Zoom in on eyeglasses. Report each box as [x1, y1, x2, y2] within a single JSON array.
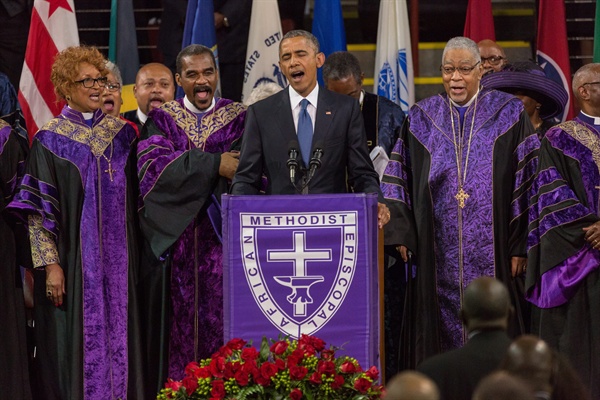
[[74, 77, 108, 88], [481, 56, 505, 66], [104, 82, 121, 92], [440, 61, 481, 76]]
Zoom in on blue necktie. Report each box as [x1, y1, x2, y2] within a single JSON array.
[[298, 98, 313, 166]]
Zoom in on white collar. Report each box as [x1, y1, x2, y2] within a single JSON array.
[[289, 84, 319, 109], [450, 89, 480, 108], [184, 96, 216, 114], [137, 108, 148, 124], [581, 111, 600, 125], [359, 90, 365, 106]]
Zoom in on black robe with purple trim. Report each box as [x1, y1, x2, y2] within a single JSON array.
[[137, 98, 245, 390], [7, 107, 143, 400], [526, 115, 600, 397], [0, 119, 32, 399], [381, 88, 538, 367]]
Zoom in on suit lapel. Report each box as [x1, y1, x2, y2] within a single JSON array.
[[275, 87, 297, 144], [313, 87, 334, 149]]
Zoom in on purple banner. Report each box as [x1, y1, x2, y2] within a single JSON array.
[[223, 193, 380, 370]]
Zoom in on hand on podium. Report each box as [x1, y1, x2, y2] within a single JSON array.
[[377, 202, 390, 229]]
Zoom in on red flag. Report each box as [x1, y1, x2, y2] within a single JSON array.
[[463, 0, 495, 42], [18, 0, 79, 142], [537, 0, 573, 121]]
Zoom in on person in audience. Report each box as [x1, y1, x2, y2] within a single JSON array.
[[100, 61, 124, 117], [472, 371, 535, 400], [123, 62, 175, 131], [136, 43, 246, 395], [0, 71, 27, 139], [7, 45, 143, 400], [382, 36, 536, 369], [243, 81, 283, 106], [383, 371, 440, 400], [482, 61, 568, 138], [417, 277, 513, 400], [477, 39, 508, 74], [526, 62, 600, 399]]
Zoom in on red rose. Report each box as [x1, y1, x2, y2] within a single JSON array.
[[339, 361, 358, 374], [316, 360, 336, 376], [365, 366, 379, 380], [287, 349, 304, 367], [270, 340, 289, 355], [309, 372, 322, 384], [196, 366, 212, 379], [211, 380, 226, 399], [321, 349, 335, 360], [289, 365, 308, 380], [209, 356, 226, 378], [227, 338, 247, 350], [354, 377, 372, 393], [260, 361, 279, 379], [182, 376, 199, 395], [290, 388, 303, 400], [331, 374, 345, 389], [241, 347, 260, 361], [224, 362, 236, 379], [275, 358, 286, 371], [310, 336, 326, 352], [234, 370, 250, 386], [216, 344, 233, 358], [165, 378, 182, 392], [255, 373, 271, 386], [184, 361, 200, 377]]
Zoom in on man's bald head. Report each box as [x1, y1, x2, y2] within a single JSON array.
[[501, 335, 554, 394], [473, 371, 534, 400], [383, 371, 440, 400], [133, 62, 175, 115], [461, 277, 511, 331], [478, 39, 508, 73], [572, 63, 600, 103]]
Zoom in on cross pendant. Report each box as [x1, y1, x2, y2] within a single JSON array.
[[455, 187, 469, 209], [105, 162, 115, 182]]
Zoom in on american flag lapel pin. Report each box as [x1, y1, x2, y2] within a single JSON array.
[[326, 110, 332, 115]]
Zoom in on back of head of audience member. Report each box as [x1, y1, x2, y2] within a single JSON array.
[[133, 62, 175, 116], [322, 51, 365, 100], [243, 81, 283, 106], [477, 39, 508, 74], [472, 371, 535, 400], [461, 276, 512, 332], [383, 371, 440, 400]]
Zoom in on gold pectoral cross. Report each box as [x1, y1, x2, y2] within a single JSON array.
[[455, 187, 469, 209], [105, 161, 115, 182]]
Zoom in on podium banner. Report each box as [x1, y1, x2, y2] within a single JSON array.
[[222, 193, 380, 369]]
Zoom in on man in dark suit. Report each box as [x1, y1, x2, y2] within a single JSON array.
[[416, 277, 513, 400], [231, 30, 390, 228]]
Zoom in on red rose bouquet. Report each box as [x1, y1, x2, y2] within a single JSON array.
[[157, 334, 383, 399]]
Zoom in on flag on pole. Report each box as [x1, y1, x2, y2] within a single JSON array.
[[241, 0, 286, 103], [463, 0, 495, 42], [179, 0, 219, 98], [536, 0, 573, 121], [593, 0, 600, 62], [108, 0, 139, 85], [312, 0, 347, 86], [18, 0, 79, 141], [374, 0, 414, 113]]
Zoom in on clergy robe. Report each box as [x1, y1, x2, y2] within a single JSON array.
[[8, 107, 143, 400], [526, 115, 600, 398], [137, 98, 245, 385], [381, 88, 538, 367], [0, 119, 32, 399], [361, 91, 405, 156]]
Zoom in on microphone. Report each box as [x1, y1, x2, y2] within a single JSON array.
[[307, 142, 324, 181], [287, 140, 300, 185]]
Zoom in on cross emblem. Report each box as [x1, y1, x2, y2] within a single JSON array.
[[268, 231, 330, 316], [455, 187, 469, 209], [105, 162, 116, 182]]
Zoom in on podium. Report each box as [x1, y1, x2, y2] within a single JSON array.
[[222, 193, 381, 370]]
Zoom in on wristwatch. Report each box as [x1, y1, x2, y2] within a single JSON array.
[[223, 16, 230, 28]]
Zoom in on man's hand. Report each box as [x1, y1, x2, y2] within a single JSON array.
[[583, 221, 600, 250], [214, 12, 226, 29], [511, 256, 527, 277], [395, 245, 410, 263], [45, 263, 65, 307], [219, 151, 240, 180], [377, 202, 390, 229]]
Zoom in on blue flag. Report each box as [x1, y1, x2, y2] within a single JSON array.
[[312, 0, 347, 86]]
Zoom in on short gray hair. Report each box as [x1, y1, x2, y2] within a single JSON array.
[[279, 30, 320, 55], [442, 37, 481, 64], [244, 81, 283, 106], [105, 61, 123, 86]]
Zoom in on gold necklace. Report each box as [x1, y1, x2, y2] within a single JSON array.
[[100, 140, 115, 182], [449, 94, 478, 209]]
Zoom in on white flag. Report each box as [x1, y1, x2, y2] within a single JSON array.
[[374, 0, 414, 113], [241, 0, 287, 103]]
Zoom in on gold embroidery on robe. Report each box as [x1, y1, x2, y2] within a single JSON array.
[[561, 121, 600, 172], [28, 215, 59, 268], [0, 119, 8, 130]]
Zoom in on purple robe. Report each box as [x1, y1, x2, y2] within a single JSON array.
[[381, 88, 538, 366], [7, 107, 141, 400], [526, 115, 600, 397], [137, 98, 245, 381]]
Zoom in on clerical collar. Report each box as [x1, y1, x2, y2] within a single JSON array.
[[449, 89, 480, 109], [137, 108, 148, 125], [184, 96, 216, 115], [579, 111, 600, 126], [359, 90, 365, 106], [67, 106, 94, 120]]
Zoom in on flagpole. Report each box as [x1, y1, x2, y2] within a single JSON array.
[[409, 0, 419, 77]]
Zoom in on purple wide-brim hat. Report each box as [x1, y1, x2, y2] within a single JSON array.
[[481, 62, 569, 120]]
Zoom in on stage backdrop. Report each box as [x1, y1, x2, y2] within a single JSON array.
[[222, 193, 380, 369]]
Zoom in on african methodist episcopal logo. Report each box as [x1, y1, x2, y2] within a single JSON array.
[[239, 211, 358, 339]]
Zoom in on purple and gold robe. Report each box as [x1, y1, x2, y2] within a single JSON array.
[[526, 115, 600, 397], [382, 88, 538, 366], [7, 107, 142, 400], [137, 98, 245, 384]]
